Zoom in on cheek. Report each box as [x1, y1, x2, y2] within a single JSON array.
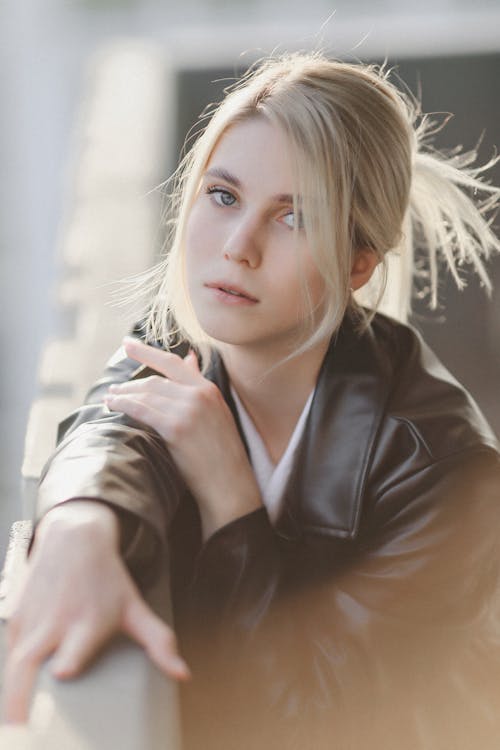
[[308, 269, 326, 300], [303, 246, 326, 296], [184, 208, 208, 276], [185, 201, 221, 264], [184, 206, 201, 254], [295, 249, 326, 305], [295, 267, 327, 320]]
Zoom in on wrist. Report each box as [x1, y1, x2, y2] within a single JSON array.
[[35, 500, 119, 552], [199, 488, 262, 541]]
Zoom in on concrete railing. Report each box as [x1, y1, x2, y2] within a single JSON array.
[[21, 38, 175, 518], [0, 40, 182, 749]]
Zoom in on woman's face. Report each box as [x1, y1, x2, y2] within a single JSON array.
[[185, 116, 326, 355]]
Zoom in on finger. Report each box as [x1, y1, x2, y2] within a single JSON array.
[[103, 394, 174, 439], [107, 376, 169, 396], [123, 338, 200, 385], [107, 377, 188, 399], [184, 349, 201, 372], [6, 616, 21, 652], [2, 632, 58, 723], [50, 623, 104, 679], [122, 596, 190, 680]]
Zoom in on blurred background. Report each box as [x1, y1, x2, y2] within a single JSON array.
[[1, 0, 499, 556]]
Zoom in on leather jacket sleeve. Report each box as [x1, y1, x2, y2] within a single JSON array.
[[35, 339, 185, 583], [189, 445, 500, 622], [180, 443, 500, 749]]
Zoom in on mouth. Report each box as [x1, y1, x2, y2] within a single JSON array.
[[205, 282, 258, 303]]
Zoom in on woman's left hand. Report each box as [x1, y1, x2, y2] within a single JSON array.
[[104, 337, 262, 539]]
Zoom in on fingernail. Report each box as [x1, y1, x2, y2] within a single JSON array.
[[52, 661, 74, 678], [170, 656, 190, 677], [103, 397, 116, 413]]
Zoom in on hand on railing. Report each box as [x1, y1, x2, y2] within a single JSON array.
[[2, 501, 189, 724]]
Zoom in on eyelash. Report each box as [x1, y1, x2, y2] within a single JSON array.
[[205, 185, 303, 229], [206, 186, 237, 207]]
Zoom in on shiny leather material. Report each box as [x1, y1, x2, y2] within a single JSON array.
[[36, 312, 500, 749]]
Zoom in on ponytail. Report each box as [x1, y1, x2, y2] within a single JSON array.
[[406, 118, 500, 310], [369, 115, 500, 323]]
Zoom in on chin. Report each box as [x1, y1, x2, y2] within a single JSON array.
[[194, 312, 250, 344], [200, 326, 255, 347], [199, 322, 299, 354]]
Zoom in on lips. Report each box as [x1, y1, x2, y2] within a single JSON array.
[[205, 282, 258, 303]]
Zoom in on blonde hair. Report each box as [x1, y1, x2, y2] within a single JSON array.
[[142, 51, 499, 363]]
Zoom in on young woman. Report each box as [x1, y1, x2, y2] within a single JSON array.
[[4, 52, 500, 748]]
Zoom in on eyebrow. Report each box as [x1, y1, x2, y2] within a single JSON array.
[[204, 166, 298, 205]]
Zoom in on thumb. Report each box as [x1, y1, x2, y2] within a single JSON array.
[[122, 594, 190, 681]]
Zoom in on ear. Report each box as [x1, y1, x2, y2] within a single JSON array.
[[350, 247, 379, 291]]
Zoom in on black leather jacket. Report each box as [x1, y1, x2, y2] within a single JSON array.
[[36, 312, 500, 750]]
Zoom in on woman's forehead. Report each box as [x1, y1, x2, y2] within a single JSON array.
[[205, 117, 299, 197]]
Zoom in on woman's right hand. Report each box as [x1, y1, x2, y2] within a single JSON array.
[[2, 501, 190, 724]]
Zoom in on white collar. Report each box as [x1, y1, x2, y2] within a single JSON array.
[[231, 386, 315, 524]]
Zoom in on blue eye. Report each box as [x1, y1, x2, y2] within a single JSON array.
[[207, 187, 237, 207]]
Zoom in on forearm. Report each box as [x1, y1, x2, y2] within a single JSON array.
[[34, 499, 119, 550], [197, 483, 263, 542], [185, 507, 289, 631], [5, 494, 188, 724], [33, 498, 147, 571], [35, 413, 185, 580], [187, 451, 500, 638]]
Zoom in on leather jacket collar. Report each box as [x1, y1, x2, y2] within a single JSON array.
[[206, 311, 497, 543], [206, 314, 394, 541]]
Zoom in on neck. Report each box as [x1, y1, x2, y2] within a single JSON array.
[[217, 338, 330, 461], [220, 337, 328, 390]]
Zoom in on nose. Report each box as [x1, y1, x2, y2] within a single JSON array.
[[222, 213, 262, 268]]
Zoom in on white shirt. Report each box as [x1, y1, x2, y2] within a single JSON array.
[[231, 386, 315, 524]]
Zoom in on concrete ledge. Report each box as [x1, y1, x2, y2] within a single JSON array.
[[2, 39, 181, 749], [0, 521, 32, 623], [24, 636, 181, 750], [0, 725, 37, 749], [0, 635, 181, 750], [21, 396, 76, 481]]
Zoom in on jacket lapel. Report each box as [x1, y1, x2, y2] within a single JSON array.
[[208, 314, 394, 542], [278, 316, 393, 540]]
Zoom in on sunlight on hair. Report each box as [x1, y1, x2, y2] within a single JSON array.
[[117, 51, 499, 365]]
